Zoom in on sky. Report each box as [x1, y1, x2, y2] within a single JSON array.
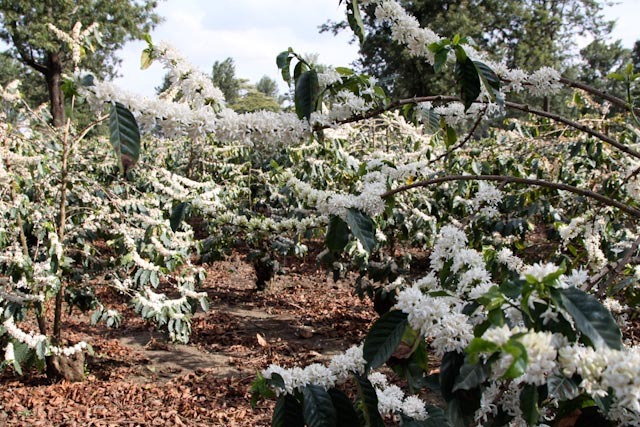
[[113, 0, 640, 98]]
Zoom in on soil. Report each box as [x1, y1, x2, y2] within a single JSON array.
[[0, 252, 379, 426]]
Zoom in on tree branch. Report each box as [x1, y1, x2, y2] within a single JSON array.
[[381, 174, 640, 218], [505, 101, 640, 160]]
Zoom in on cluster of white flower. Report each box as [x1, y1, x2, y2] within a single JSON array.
[[394, 284, 473, 356], [47, 22, 99, 67], [496, 247, 525, 273], [317, 68, 343, 89], [135, 287, 187, 314], [262, 344, 365, 394], [49, 341, 89, 357], [482, 325, 561, 385], [0, 286, 45, 304], [263, 344, 431, 421], [287, 174, 387, 219], [361, 0, 440, 61], [311, 90, 376, 125], [368, 372, 428, 420], [4, 342, 15, 362], [0, 80, 21, 103], [559, 344, 640, 425], [151, 41, 226, 109], [3, 317, 47, 350], [472, 182, 502, 217]]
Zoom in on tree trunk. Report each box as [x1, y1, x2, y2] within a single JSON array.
[[45, 52, 65, 128]]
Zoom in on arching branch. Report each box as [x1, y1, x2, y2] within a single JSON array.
[[381, 174, 640, 218]]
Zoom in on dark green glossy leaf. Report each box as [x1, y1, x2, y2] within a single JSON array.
[[423, 406, 451, 427], [294, 69, 319, 120], [559, 287, 622, 350], [170, 202, 191, 232], [325, 215, 350, 253], [364, 310, 408, 370], [328, 388, 360, 426], [520, 384, 540, 426], [273, 394, 304, 427], [455, 56, 480, 110], [303, 385, 336, 427], [345, 208, 376, 253], [452, 360, 488, 392], [354, 375, 385, 427], [440, 351, 465, 401], [473, 61, 500, 96], [109, 102, 141, 175]]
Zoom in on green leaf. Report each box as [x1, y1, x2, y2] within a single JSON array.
[[170, 202, 191, 232], [520, 384, 540, 426], [347, 0, 366, 44], [354, 375, 385, 427], [294, 69, 319, 120], [440, 351, 465, 402], [455, 55, 480, 110], [328, 389, 360, 426], [250, 372, 275, 408], [303, 385, 336, 427], [109, 102, 141, 175], [473, 61, 500, 97], [433, 47, 449, 74], [273, 394, 304, 427], [452, 360, 488, 392], [345, 208, 376, 253], [559, 287, 622, 350], [547, 375, 579, 400], [502, 340, 527, 379], [276, 51, 292, 83], [325, 215, 350, 253], [364, 310, 409, 370]]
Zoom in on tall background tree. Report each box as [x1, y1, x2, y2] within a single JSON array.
[[212, 57, 244, 104], [322, 0, 624, 100], [0, 0, 161, 127]]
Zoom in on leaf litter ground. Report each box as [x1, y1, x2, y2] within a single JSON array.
[[0, 251, 377, 426]]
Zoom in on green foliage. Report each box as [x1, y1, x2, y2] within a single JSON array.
[[230, 89, 281, 113]]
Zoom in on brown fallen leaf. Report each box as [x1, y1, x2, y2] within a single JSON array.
[[256, 333, 268, 347]]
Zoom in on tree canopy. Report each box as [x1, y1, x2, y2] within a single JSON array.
[[0, 0, 161, 126], [322, 0, 621, 99]]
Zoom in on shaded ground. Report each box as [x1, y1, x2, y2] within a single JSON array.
[[0, 253, 377, 426]]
